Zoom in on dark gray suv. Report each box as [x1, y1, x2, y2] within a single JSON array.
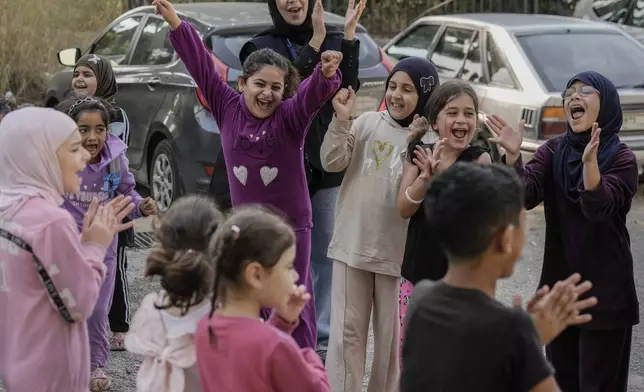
[[46, 2, 392, 212]]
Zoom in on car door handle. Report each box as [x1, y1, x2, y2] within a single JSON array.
[[146, 77, 161, 86]]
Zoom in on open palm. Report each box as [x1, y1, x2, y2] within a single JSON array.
[[344, 0, 366, 38], [582, 123, 601, 164], [486, 114, 524, 156]]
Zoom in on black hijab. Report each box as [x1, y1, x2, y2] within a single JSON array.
[[552, 71, 623, 202], [385, 57, 440, 128], [262, 0, 339, 46], [74, 54, 118, 103]]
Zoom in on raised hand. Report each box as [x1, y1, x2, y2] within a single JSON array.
[[321, 50, 343, 79], [82, 196, 135, 248], [407, 114, 429, 142], [152, 0, 181, 30], [413, 138, 444, 180], [582, 122, 601, 164], [311, 0, 326, 47], [513, 285, 549, 313], [486, 114, 524, 164], [276, 284, 311, 324], [344, 0, 366, 40], [530, 273, 597, 345], [332, 86, 355, 121]]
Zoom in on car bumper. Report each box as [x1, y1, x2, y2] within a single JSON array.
[[521, 139, 644, 177]]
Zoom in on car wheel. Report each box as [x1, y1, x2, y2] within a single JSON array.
[[150, 140, 180, 213]]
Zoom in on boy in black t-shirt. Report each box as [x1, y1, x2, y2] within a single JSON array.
[[400, 162, 597, 392]]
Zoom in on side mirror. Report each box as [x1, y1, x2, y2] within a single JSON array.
[[57, 48, 82, 67]]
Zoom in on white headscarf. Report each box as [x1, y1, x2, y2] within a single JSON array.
[[0, 107, 79, 219]]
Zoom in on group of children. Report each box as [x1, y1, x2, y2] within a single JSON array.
[[0, 0, 638, 391]]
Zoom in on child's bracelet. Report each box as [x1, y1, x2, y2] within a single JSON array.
[[405, 186, 423, 204]]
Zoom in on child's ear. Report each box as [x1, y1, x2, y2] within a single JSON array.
[[237, 76, 246, 93], [499, 224, 516, 255], [243, 261, 263, 290]]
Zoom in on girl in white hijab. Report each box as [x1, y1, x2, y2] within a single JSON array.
[[0, 107, 134, 392]]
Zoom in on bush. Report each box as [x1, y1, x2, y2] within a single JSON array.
[[0, 0, 121, 104]]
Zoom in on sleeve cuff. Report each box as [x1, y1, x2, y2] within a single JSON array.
[[268, 312, 300, 334], [331, 114, 353, 132], [579, 177, 609, 201]]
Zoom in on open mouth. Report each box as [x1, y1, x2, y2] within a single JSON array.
[[286, 6, 302, 15], [85, 144, 98, 155], [451, 127, 468, 139], [570, 104, 585, 120], [389, 101, 404, 110], [257, 98, 273, 110], [74, 84, 87, 90]]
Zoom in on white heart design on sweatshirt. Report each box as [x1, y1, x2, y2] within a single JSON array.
[[260, 166, 278, 186], [233, 166, 248, 185]]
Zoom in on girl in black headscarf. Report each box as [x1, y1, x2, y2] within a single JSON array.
[[489, 71, 638, 392], [71, 53, 134, 354], [234, 0, 364, 355]]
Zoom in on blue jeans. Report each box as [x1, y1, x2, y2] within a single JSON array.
[[310, 186, 339, 349]]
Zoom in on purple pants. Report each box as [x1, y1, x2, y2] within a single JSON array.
[[88, 240, 117, 370], [261, 228, 317, 349]]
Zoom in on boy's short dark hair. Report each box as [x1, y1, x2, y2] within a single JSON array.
[[424, 162, 524, 260]]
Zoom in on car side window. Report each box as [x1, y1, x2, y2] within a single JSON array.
[[130, 17, 175, 66], [485, 33, 517, 89], [93, 16, 143, 65], [430, 26, 476, 79], [386, 24, 441, 60], [460, 31, 483, 83]]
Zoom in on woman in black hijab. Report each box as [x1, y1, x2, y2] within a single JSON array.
[[71, 53, 133, 352]]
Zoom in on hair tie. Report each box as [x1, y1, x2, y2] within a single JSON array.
[[231, 225, 240, 240], [68, 97, 106, 115]]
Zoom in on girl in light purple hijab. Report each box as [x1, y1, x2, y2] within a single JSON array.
[[0, 107, 134, 392]]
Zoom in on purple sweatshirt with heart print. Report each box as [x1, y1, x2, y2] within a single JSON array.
[[169, 21, 341, 230]]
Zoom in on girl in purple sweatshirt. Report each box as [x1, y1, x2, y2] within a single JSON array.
[[154, 0, 342, 349], [56, 97, 158, 392]]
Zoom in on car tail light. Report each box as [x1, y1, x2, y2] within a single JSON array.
[[195, 52, 229, 110], [203, 165, 215, 177], [378, 48, 394, 111], [540, 106, 567, 139]]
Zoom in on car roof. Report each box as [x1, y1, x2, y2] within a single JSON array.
[[127, 2, 366, 32], [416, 13, 622, 35]]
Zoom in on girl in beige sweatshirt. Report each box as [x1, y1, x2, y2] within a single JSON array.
[[320, 57, 439, 392]]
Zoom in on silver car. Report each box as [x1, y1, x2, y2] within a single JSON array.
[[383, 13, 644, 174]]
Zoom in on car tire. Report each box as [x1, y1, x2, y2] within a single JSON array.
[[149, 139, 181, 213]]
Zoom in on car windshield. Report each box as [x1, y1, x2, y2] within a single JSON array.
[[210, 32, 381, 70], [517, 32, 644, 92]]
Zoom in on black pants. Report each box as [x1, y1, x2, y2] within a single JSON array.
[[546, 326, 632, 392], [108, 244, 130, 333]]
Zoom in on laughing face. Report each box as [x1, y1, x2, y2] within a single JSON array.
[[77, 110, 108, 163], [238, 65, 286, 119], [72, 66, 98, 97], [385, 71, 419, 122], [563, 81, 600, 133], [433, 93, 477, 151], [56, 129, 90, 194], [275, 0, 309, 26]]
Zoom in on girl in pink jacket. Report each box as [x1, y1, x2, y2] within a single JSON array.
[[0, 107, 134, 392]]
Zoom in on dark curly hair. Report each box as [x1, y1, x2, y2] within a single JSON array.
[[241, 48, 300, 99]]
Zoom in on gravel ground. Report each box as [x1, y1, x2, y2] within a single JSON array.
[[3, 193, 644, 391]]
